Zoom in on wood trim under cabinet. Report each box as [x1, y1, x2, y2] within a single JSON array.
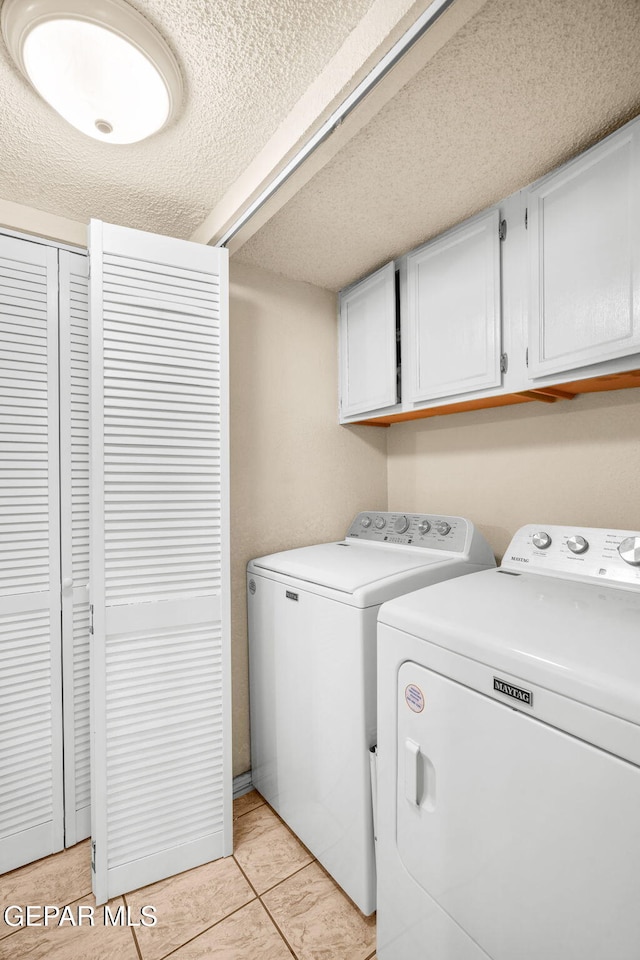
[[353, 369, 640, 426]]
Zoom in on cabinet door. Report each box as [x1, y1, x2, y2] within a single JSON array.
[[89, 220, 231, 904], [0, 234, 64, 872], [339, 262, 397, 418], [405, 210, 501, 403], [527, 126, 640, 378]]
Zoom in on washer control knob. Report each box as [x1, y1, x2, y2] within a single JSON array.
[[532, 531, 552, 550], [618, 536, 640, 566], [434, 521, 451, 536], [394, 515, 409, 534], [417, 520, 431, 535], [360, 516, 372, 528], [375, 516, 386, 530], [567, 535, 589, 555]]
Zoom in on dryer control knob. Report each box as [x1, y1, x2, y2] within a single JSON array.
[[434, 521, 451, 536], [567, 535, 589, 555], [618, 536, 640, 566], [417, 519, 431, 535], [360, 516, 372, 528], [375, 516, 386, 530], [532, 531, 552, 550], [394, 515, 409, 534]]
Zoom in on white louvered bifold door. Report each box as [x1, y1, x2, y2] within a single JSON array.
[[0, 234, 64, 872], [89, 221, 231, 904], [59, 250, 91, 846]]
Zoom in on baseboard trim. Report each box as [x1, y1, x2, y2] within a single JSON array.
[[232, 771, 253, 799]]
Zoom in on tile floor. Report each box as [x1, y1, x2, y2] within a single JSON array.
[[0, 791, 377, 960]]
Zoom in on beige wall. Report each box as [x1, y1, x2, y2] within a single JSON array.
[[0, 199, 86, 247], [387, 388, 640, 560], [229, 261, 388, 775]]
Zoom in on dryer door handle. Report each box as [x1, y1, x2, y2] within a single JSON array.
[[404, 738, 421, 806], [404, 738, 436, 810]]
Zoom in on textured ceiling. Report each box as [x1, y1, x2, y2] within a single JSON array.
[[3, 0, 640, 289], [234, 0, 640, 290], [0, 0, 376, 238]]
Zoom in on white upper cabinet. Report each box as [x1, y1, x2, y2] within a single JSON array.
[[337, 115, 640, 425], [339, 262, 397, 419], [405, 209, 502, 403], [527, 124, 640, 378]]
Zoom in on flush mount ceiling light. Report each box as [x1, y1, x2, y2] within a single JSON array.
[[1, 0, 183, 143]]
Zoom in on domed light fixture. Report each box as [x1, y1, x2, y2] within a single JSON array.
[[1, 0, 183, 144]]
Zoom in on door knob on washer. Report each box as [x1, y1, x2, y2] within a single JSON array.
[[394, 516, 409, 534], [618, 536, 640, 566], [567, 535, 589, 555], [532, 531, 551, 549]]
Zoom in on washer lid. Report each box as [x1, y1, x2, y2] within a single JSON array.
[[379, 567, 640, 726], [251, 541, 444, 594]]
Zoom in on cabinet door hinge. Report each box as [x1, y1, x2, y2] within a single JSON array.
[[524, 208, 528, 229], [500, 352, 508, 374], [498, 219, 507, 241], [525, 347, 529, 367], [89, 603, 94, 635]]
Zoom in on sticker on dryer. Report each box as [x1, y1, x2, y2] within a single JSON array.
[[405, 684, 425, 713]]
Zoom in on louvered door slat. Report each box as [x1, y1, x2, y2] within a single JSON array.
[[103, 265, 216, 292], [59, 250, 91, 847], [90, 221, 230, 904], [0, 233, 63, 874]]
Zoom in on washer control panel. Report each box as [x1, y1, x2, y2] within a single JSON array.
[[346, 512, 468, 552], [502, 524, 640, 588]]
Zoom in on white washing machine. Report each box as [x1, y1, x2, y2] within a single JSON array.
[[247, 511, 495, 915], [376, 523, 640, 959]]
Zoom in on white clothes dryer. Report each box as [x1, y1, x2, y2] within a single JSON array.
[[247, 512, 495, 915], [376, 523, 640, 959]]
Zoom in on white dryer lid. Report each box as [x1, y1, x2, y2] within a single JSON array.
[[251, 540, 444, 594], [378, 567, 640, 726]]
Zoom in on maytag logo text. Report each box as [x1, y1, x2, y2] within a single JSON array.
[[493, 677, 533, 706]]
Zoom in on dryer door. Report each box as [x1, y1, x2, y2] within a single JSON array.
[[396, 661, 640, 960]]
